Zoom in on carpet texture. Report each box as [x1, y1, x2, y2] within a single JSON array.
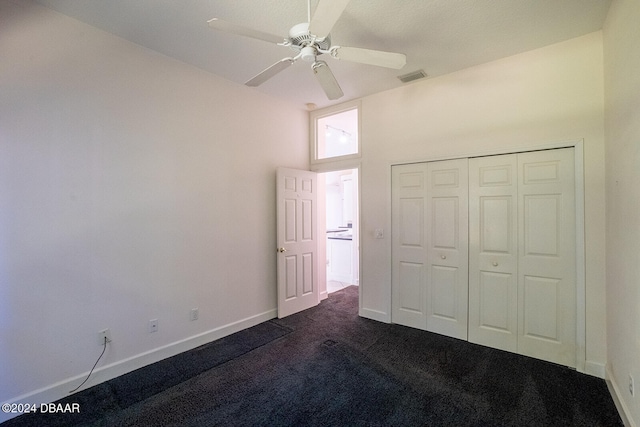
[[3, 286, 623, 426]]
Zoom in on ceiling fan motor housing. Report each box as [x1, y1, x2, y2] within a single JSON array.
[[288, 23, 331, 52]]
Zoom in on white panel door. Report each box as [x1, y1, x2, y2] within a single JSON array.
[[517, 148, 575, 367], [391, 163, 428, 329], [426, 159, 469, 340], [469, 154, 518, 352], [276, 167, 318, 318]]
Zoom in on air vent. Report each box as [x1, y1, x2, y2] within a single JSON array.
[[397, 69, 428, 83]]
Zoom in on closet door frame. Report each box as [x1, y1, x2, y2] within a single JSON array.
[[389, 140, 586, 373]]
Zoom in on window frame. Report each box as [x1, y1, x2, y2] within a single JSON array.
[[309, 100, 362, 167]]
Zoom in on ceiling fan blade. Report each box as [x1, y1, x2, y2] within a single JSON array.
[[312, 61, 343, 100], [333, 46, 407, 69], [245, 58, 295, 87], [308, 0, 350, 39], [207, 18, 284, 44]]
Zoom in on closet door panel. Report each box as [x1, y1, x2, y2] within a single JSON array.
[[392, 164, 429, 329], [426, 159, 469, 340], [518, 148, 575, 367], [391, 147, 577, 369], [469, 155, 518, 351], [431, 265, 458, 320]]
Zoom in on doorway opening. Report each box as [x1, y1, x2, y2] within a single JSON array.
[[323, 168, 359, 294], [310, 100, 361, 300]]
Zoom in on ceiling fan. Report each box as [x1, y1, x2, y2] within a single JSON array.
[[207, 0, 407, 100]]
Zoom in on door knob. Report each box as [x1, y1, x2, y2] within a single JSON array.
[[492, 262, 498, 267], [277, 247, 287, 253], [441, 255, 446, 260]]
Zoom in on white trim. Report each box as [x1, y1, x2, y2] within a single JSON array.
[[360, 307, 390, 323], [389, 139, 581, 167], [385, 162, 394, 320], [388, 139, 588, 371], [606, 364, 636, 427], [584, 360, 606, 379], [574, 141, 587, 374], [311, 157, 361, 173], [0, 309, 277, 424], [356, 166, 364, 317]]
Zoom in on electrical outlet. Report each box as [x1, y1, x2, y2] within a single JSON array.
[[98, 329, 112, 345], [148, 319, 158, 333], [190, 308, 199, 321], [630, 374, 635, 396]]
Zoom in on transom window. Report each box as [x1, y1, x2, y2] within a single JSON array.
[[310, 101, 360, 165]]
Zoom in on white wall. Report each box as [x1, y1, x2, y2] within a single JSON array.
[[0, 0, 625, 421], [357, 32, 607, 372], [603, 0, 640, 424], [0, 0, 308, 417]]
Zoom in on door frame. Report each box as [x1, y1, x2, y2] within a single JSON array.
[[389, 139, 586, 374], [312, 162, 362, 312]]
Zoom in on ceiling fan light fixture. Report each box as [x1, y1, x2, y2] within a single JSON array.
[[301, 46, 316, 62]]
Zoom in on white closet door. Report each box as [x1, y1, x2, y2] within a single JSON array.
[[426, 159, 469, 340], [391, 163, 428, 329], [517, 148, 576, 367], [469, 154, 518, 352], [392, 148, 577, 366]]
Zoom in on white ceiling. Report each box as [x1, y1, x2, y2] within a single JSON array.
[[34, 0, 611, 110]]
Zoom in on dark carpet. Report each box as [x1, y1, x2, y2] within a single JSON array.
[[3, 286, 623, 426]]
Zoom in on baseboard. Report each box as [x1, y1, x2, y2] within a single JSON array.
[[583, 360, 606, 379], [606, 364, 636, 427], [0, 309, 277, 424], [359, 307, 390, 323]]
